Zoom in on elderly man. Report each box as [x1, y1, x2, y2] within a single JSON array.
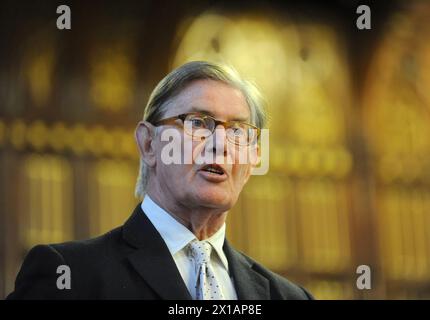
[[8, 61, 313, 300]]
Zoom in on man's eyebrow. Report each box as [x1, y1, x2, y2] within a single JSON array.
[[189, 106, 249, 122]]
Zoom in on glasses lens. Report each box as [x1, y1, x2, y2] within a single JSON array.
[[184, 114, 214, 139], [182, 114, 259, 145], [227, 124, 258, 146]]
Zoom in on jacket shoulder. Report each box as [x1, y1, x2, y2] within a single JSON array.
[[7, 244, 72, 299], [7, 227, 124, 299], [50, 226, 124, 262]]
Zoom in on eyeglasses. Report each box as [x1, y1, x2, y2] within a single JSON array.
[[153, 112, 260, 146]]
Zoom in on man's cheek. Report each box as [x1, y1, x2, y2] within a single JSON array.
[[192, 141, 227, 165], [231, 165, 250, 186]]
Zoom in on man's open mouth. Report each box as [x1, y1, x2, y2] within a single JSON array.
[[200, 164, 226, 175]]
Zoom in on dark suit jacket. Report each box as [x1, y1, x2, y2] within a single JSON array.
[[7, 204, 313, 300]]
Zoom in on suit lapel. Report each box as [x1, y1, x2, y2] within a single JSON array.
[[122, 204, 270, 300], [224, 241, 270, 300], [122, 204, 191, 300]]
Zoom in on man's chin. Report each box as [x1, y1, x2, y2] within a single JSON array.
[[193, 188, 232, 209]]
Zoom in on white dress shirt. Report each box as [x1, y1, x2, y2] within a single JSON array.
[[141, 195, 238, 300]]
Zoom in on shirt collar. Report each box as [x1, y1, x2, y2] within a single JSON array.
[[205, 223, 229, 270], [141, 195, 229, 270]]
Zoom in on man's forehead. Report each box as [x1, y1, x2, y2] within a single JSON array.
[[163, 80, 251, 121]]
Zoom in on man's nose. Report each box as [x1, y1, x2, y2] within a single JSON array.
[[211, 124, 228, 156]]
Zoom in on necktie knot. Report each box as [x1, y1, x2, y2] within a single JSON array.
[[189, 240, 212, 265]]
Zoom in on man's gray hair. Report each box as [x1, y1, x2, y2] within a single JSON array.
[[135, 60, 267, 199]]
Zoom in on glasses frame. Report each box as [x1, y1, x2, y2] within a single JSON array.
[[152, 112, 260, 146]]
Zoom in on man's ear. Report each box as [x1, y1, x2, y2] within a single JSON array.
[[135, 121, 157, 167]]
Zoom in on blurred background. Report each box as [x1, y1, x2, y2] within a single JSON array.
[[1, 0, 430, 299]]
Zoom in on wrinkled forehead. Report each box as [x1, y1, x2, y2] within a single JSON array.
[[162, 79, 251, 122]]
